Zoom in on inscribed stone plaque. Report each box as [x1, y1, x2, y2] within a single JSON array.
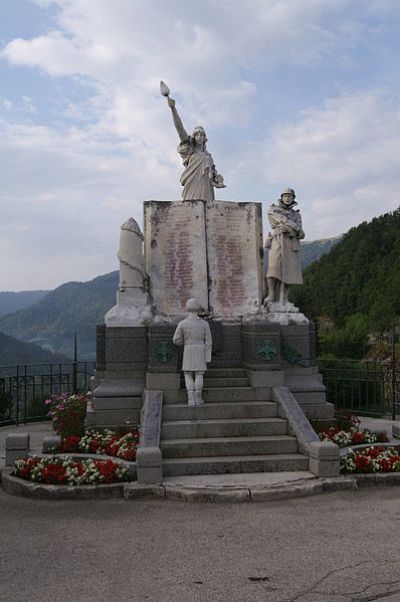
[[144, 201, 208, 314], [206, 201, 264, 316]]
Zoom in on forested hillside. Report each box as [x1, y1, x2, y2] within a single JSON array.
[[0, 331, 70, 366], [0, 290, 50, 316], [291, 208, 400, 356], [264, 235, 341, 272], [299, 237, 341, 269], [0, 272, 118, 359]]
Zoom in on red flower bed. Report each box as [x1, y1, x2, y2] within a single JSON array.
[[60, 429, 139, 461], [12, 456, 130, 486]]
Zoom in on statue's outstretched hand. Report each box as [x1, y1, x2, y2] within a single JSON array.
[[167, 96, 175, 109]]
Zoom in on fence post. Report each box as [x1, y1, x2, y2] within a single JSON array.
[[72, 333, 78, 395], [392, 327, 396, 422], [15, 365, 20, 426]]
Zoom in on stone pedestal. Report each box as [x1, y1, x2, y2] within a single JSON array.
[[87, 326, 148, 428], [89, 200, 334, 428]]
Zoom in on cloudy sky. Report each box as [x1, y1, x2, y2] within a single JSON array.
[[1, 0, 399, 291]]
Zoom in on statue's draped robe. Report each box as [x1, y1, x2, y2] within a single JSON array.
[[178, 138, 215, 202], [173, 315, 212, 372], [267, 204, 303, 285]]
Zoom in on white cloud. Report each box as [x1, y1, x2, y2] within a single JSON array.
[[262, 90, 400, 237], [1, 98, 13, 110], [1, 0, 400, 288]]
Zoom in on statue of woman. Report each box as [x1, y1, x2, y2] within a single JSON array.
[[162, 82, 225, 201]]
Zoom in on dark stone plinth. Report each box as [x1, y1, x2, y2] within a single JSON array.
[[209, 322, 242, 368], [106, 326, 147, 370], [242, 323, 281, 370], [148, 324, 179, 373]]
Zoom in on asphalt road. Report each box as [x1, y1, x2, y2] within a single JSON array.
[[1, 487, 400, 602]]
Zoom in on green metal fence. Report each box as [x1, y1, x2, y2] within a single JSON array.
[[0, 362, 95, 427], [318, 358, 399, 417]]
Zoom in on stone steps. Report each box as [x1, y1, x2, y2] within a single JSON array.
[[163, 454, 309, 476], [205, 368, 247, 378], [161, 435, 298, 458], [162, 401, 279, 421], [159, 371, 309, 478], [203, 377, 250, 388], [161, 417, 288, 439], [164, 386, 260, 404]]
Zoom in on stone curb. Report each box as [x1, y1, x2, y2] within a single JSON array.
[[1, 469, 125, 500], [125, 475, 357, 503], [2, 470, 400, 502]]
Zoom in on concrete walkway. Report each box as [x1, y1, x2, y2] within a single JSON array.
[[2, 486, 400, 601]]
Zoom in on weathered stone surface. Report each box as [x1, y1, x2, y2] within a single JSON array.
[[309, 441, 340, 477], [137, 390, 163, 484], [206, 201, 264, 316], [1, 471, 125, 499], [42, 436, 62, 454], [148, 324, 179, 372], [144, 200, 263, 317], [242, 323, 281, 370], [124, 482, 166, 499], [146, 373, 180, 390], [144, 200, 208, 314], [5, 433, 30, 466], [96, 324, 106, 371], [6, 433, 30, 449]]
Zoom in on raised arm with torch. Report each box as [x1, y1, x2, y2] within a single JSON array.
[[160, 80, 225, 202]]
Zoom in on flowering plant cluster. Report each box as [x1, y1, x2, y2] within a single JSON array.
[[318, 412, 388, 448], [12, 455, 130, 486], [61, 429, 139, 461], [45, 392, 89, 438], [318, 425, 388, 448], [342, 446, 400, 474]]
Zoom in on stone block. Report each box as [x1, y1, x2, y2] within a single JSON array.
[[248, 370, 284, 388], [136, 447, 163, 484], [5, 432, 30, 467], [85, 406, 140, 428], [106, 339, 147, 365], [309, 441, 340, 477], [146, 372, 180, 390], [6, 433, 30, 450], [124, 483, 166, 499], [96, 323, 106, 371], [148, 324, 179, 372], [242, 323, 281, 370], [92, 396, 142, 411], [210, 323, 242, 368], [94, 378, 144, 399], [392, 421, 400, 439], [42, 435, 62, 453]]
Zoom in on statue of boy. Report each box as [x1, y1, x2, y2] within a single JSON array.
[[161, 81, 225, 201], [172, 298, 212, 406], [265, 188, 305, 309]]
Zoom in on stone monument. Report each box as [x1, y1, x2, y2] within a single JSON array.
[[88, 84, 334, 430]]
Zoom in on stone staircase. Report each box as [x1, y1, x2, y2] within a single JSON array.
[[161, 368, 309, 477]]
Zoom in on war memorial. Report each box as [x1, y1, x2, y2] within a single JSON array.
[[74, 82, 339, 485]]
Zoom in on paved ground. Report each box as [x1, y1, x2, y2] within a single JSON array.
[[1, 418, 400, 601], [1, 486, 400, 602]]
